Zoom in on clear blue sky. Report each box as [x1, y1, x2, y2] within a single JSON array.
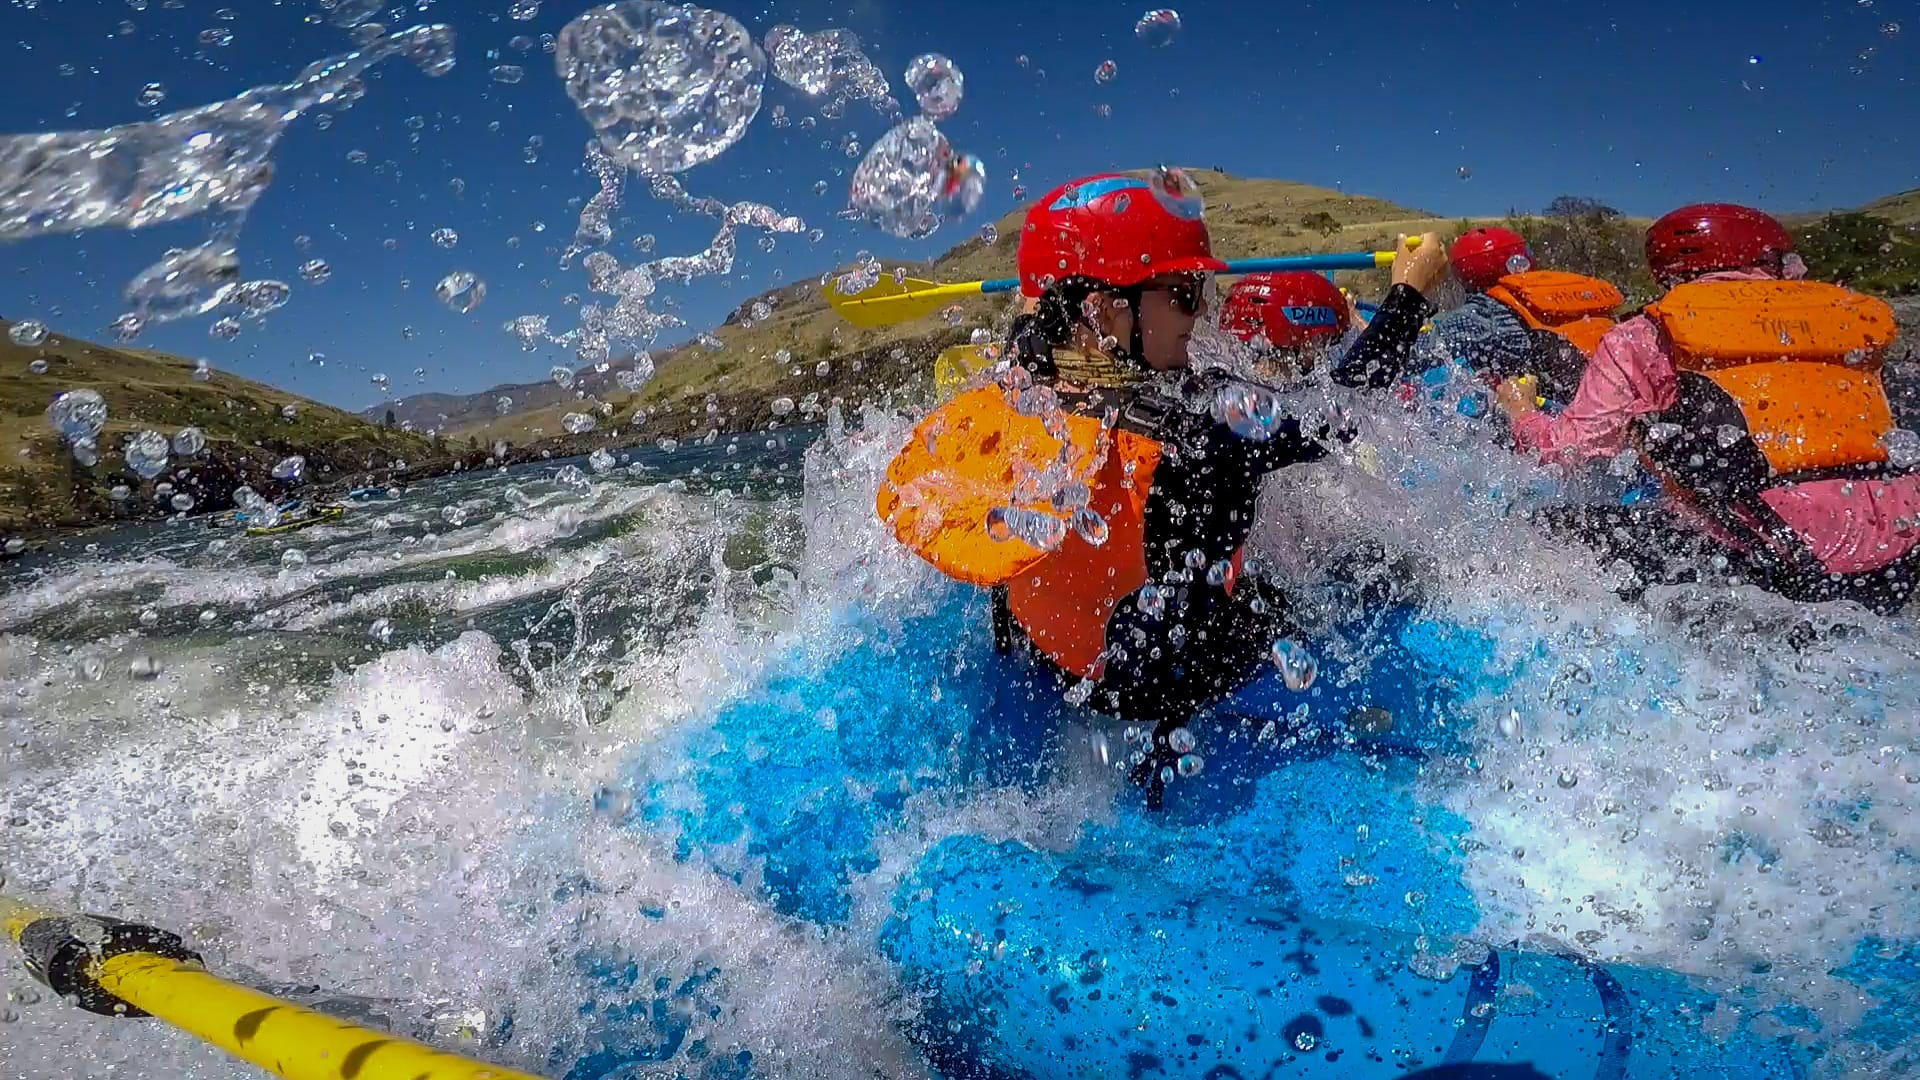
[[3, 0, 1914, 412]]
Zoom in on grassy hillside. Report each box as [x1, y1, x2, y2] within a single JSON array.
[[1, 321, 459, 533], [451, 169, 1455, 447], [1859, 189, 1920, 227]]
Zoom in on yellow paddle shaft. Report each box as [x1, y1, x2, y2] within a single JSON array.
[[90, 953, 547, 1080], [1, 895, 548, 1080]]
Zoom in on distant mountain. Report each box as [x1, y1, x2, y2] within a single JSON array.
[[2, 320, 459, 532]]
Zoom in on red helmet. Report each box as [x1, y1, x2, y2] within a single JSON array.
[[1016, 172, 1226, 297], [1449, 227, 1533, 291], [1645, 203, 1794, 282], [1219, 272, 1352, 349]]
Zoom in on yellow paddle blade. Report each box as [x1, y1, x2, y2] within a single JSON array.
[[933, 343, 1002, 399], [825, 276, 984, 328]]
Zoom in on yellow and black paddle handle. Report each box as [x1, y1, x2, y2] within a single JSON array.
[[2, 896, 547, 1080]]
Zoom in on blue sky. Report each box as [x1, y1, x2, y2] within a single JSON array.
[[2, 0, 1914, 412]]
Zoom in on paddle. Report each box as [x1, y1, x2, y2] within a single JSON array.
[[826, 247, 1415, 328]]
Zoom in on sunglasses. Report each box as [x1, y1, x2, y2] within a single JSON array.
[[1143, 278, 1208, 316]]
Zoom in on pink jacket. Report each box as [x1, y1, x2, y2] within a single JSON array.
[[1511, 269, 1920, 576]]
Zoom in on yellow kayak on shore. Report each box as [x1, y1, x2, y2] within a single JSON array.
[[245, 506, 345, 537]]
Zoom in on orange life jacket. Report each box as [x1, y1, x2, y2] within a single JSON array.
[[1644, 279, 1900, 479], [1484, 270, 1625, 357], [876, 383, 1169, 680], [1003, 432, 1161, 679]]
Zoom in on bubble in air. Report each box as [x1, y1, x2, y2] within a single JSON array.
[[45, 389, 107, 442], [271, 455, 306, 481], [561, 412, 597, 434], [199, 27, 234, 47], [550, 365, 575, 388], [435, 271, 486, 313], [1134, 9, 1181, 47], [1457, 165, 1473, 181], [123, 430, 170, 479], [171, 427, 206, 456], [137, 82, 166, 107], [432, 227, 459, 248], [299, 259, 331, 283], [904, 53, 964, 120], [557, 1, 765, 175], [1094, 59, 1118, 84], [9, 320, 49, 346], [210, 317, 241, 341], [510, 0, 541, 19], [491, 64, 526, 84]]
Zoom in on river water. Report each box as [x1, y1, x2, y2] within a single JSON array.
[[3, 394, 1919, 1078]]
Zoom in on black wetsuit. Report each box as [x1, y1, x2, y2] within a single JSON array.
[[997, 297, 1436, 806]]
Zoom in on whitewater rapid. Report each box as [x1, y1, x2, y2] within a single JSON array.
[[2, 391, 1916, 1078]]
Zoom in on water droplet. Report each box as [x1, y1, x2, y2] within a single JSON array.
[[123, 430, 170, 479], [1167, 726, 1196, 754], [136, 82, 166, 107], [1094, 59, 1118, 84], [1271, 639, 1317, 691], [229, 279, 290, 318], [509, 0, 541, 19], [1747, 54, 1762, 64], [985, 506, 1067, 551], [435, 271, 485, 313], [1556, 770, 1579, 789], [110, 313, 145, 342], [550, 365, 575, 388], [27, 358, 49, 375], [1881, 428, 1920, 468], [1134, 9, 1181, 47], [170, 493, 194, 512], [369, 617, 393, 643], [128, 655, 162, 680], [281, 548, 307, 568], [1175, 753, 1204, 778], [45, 389, 107, 441], [298, 259, 331, 284], [770, 397, 796, 416], [1293, 1031, 1316, 1051], [490, 64, 525, 84], [171, 426, 206, 456], [561, 412, 597, 435], [199, 27, 234, 47], [559, 1, 766, 174], [371, 372, 390, 390], [431, 227, 458, 248], [209, 316, 241, 341], [271, 454, 306, 481], [9, 320, 49, 346], [904, 53, 964, 120], [1136, 584, 1167, 619], [1457, 165, 1473, 181], [1882, 20, 1900, 36], [850, 118, 985, 239]]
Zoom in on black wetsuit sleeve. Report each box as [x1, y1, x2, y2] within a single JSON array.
[[1331, 283, 1440, 389]]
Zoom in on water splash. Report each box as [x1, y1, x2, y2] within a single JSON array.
[[557, 1, 764, 175], [764, 24, 899, 118], [0, 22, 456, 325]]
